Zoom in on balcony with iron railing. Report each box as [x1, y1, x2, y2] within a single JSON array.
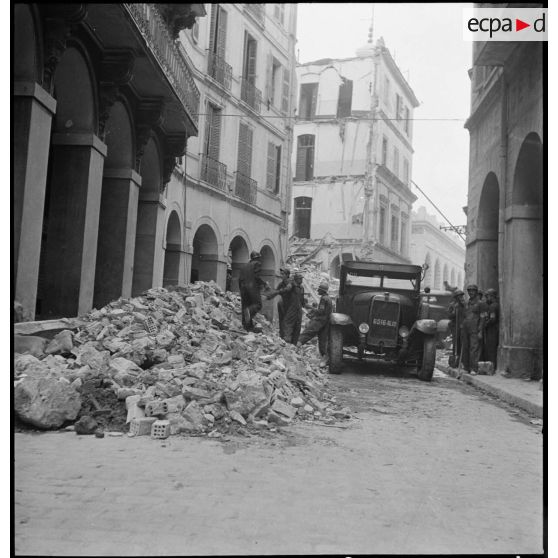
[[125, 3, 200, 126], [234, 171, 257, 205], [244, 4, 265, 26], [240, 78, 262, 113], [207, 51, 232, 90], [200, 154, 227, 191]]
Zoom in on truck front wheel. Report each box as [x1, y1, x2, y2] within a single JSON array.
[[328, 326, 344, 375], [418, 336, 436, 381]]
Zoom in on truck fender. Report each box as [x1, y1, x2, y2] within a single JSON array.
[[330, 313, 353, 327], [414, 319, 437, 336], [437, 318, 450, 334]]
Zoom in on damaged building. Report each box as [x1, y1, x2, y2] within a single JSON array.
[[464, 23, 544, 377], [289, 34, 419, 276]]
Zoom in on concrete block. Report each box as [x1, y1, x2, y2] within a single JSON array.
[[151, 419, 170, 439]]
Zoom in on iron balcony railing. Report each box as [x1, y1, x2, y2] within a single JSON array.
[[207, 51, 232, 90], [125, 3, 200, 126], [200, 154, 227, 191], [245, 4, 265, 25], [240, 78, 262, 113], [234, 171, 257, 205]]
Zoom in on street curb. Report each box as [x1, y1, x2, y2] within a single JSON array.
[[437, 363, 543, 419]]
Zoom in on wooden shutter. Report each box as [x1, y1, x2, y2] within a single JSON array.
[[281, 65, 290, 113], [245, 36, 257, 84], [265, 53, 273, 105], [310, 83, 317, 118], [204, 103, 213, 156], [209, 4, 218, 54], [216, 8, 227, 59], [266, 142, 276, 189], [275, 145, 282, 193], [209, 106, 221, 160], [295, 136, 306, 181], [237, 123, 253, 177]]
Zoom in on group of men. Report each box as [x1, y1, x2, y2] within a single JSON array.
[[448, 284, 500, 375], [237, 251, 332, 367]]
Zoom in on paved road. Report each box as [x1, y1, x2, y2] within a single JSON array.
[[14, 364, 544, 556]]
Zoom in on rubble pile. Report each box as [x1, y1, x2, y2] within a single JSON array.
[[14, 282, 351, 438]]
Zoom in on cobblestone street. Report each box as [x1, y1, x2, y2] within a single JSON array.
[[14, 368, 543, 556]]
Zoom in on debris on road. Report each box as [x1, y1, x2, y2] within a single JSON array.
[[14, 282, 352, 438]]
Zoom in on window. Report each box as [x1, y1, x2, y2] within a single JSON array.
[[242, 32, 257, 84], [393, 147, 399, 177], [400, 215, 408, 255], [337, 78, 353, 118], [299, 83, 318, 120], [237, 122, 254, 178], [203, 103, 222, 160], [391, 214, 399, 250], [273, 3, 285, 25], [403, 158, 409, 185], [395, 93, 402, 119], [384, 76, 391, 104], [379, 205, 386, 244], [404, 106, 410, 134], [266, 142, 281, 193], [295, 134, 315, 181], [381, 136, 388, 165], [209, 5, 227, 59], [294, 197, 312, 239], [267, 56, 282, 108], [281, 66, 290, 113]]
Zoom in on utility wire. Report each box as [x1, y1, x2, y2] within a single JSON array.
[[410, 179, 466, 242]]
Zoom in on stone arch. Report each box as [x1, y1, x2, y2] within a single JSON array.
[[94, 99, 138, 307], [191, 223, 219, 283], [504, 132, 543, 377], [14, 4, 41, 83], [433, 259, 441, 290], [423, 252, 432, 289], [163, 210, 182, 287], [477, 172, 500, 292], [442, 263, 449, 286], [132, 136, 165, 296], [228, 234, 250, 292], [36, 45, 100, 318]]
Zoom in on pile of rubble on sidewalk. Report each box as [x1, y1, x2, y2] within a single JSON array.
[[14, 282, 351, 440]]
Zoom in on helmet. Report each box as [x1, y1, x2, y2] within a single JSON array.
[[293, 272, 303, 281], [453, 289, 465, 298], [279, 267, 290, 276], [318, 281, 329, 293], [485, 288, 497, 297], [250, 250, 261, 260], [466, 284, 478, 292]]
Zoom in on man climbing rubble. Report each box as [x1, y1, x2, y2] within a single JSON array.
[[265, 269, 304, 344], [238, 251, 269, 332], [297, 281, 332, 367]]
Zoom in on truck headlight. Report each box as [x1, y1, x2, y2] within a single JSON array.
[[359, 323, 370, 334], [398, 326, 410, 338]]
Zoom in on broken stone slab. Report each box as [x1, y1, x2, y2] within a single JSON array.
[[74, 415, 98, 435], [74, 344, 111, 372], [230, 410, 247, 425], [182, 385, 212, 401], [109, 357, 142, 377], [290, 396, 304, 408], [185, 362, 208, 379], [14, 335, 48, 358], [181, 400, 206, 431], [203, 403, 226, 420], [14, 376, 82, 429], [44, 330, 74, 355], [155, 330, 175, 348], [167, 354, 186, 367], [267, 410, 291, 426], [271, 399, 296, 420], [14, 354, 50, 377]]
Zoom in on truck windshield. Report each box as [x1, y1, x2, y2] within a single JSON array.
[[345, 274, 417, 291]]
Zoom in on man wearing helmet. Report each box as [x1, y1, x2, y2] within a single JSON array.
[[448, 289, 465, 367], [482, 288, 500, 370], [238, 251, 269, 331], [460, 284, 488, 375], [297, 281, 332, 367]]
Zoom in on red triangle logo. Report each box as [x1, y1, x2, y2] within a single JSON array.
[[516, 18, 530, 31]]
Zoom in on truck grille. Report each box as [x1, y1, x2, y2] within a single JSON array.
[[367, 298, 400, 347]]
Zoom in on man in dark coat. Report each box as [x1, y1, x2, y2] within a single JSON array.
[[297, 281, 332, 367], [238, 251, 268, 331], [266, 268, 304, 344], [268, 267, 290, 338], [460, 284, 488, 375], [448, 289, 465, 367], [482, 288, 500, 370]]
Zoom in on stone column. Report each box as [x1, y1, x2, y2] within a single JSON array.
[[94, 168, 141, 308], [13, 82, 57, 320], [40, 132, 107, 317], [132, 193, 166, 296]]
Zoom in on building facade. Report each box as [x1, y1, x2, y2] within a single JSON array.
[[289, 36, 419, 276], [464, 29, 543, 377], [410, 207, 465, 291], [180, 3, 297, 294], [14, 4, 206, 321]]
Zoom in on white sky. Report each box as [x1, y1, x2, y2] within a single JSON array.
[[296, 2, 473, 228]]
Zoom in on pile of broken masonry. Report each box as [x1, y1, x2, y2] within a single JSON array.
[[14, 281, 352, 440]]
